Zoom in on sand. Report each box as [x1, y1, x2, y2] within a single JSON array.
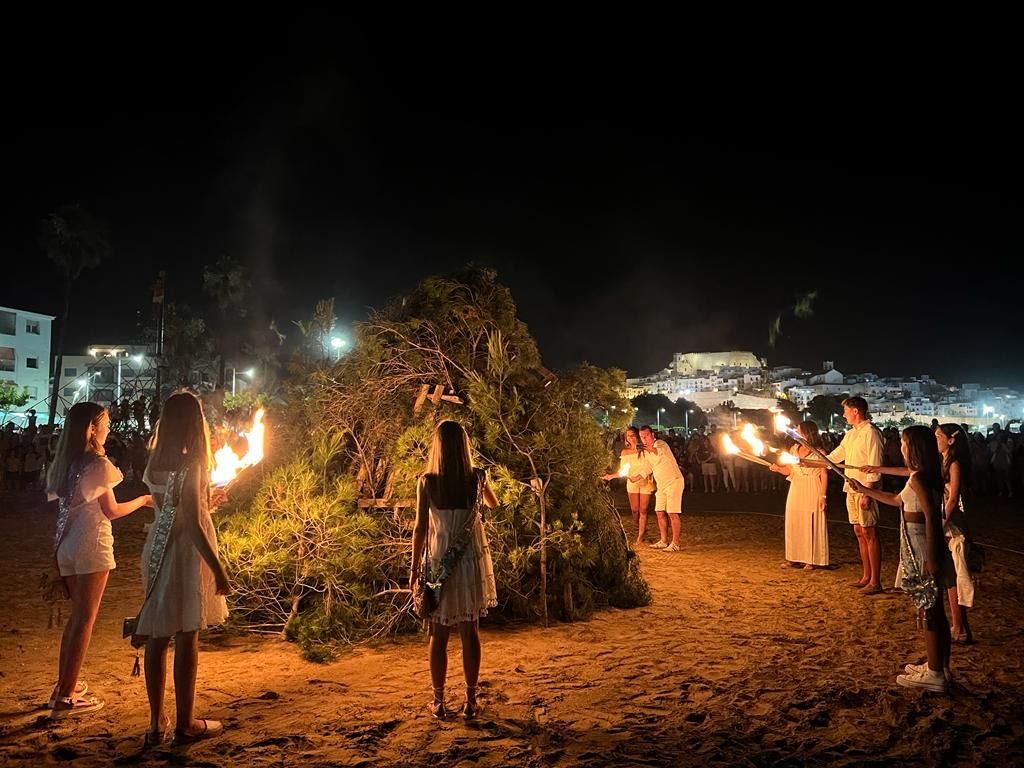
[[1, 488, 1022, 767]]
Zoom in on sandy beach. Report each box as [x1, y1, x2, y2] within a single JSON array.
[[1, 487, 1022, 767]]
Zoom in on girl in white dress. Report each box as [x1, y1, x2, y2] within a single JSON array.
[[770, 420, 829, 569], [45, 402, 153, 718], [137, 392, 229, 746], [410, 421, 498, 720], [935, 423, 976, 643], [601, 427, 655, 545]]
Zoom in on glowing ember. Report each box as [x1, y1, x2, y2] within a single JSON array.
[[211, 408, 266, 487], [740, 423, 765, 456], [618, 462, 631, 478], [779, 452, 801, 465]]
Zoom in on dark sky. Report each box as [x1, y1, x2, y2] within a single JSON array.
[[3, 27, 1021, 386]]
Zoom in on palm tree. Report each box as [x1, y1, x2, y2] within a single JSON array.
[[203, 255, 250, 390], [41, 205, 110, 425]]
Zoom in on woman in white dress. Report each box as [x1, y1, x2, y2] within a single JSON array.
[[770, 420, 829, 569], [137, 392, 229, 747], [601, 426, 655, 545], [410, 421, 498, 720], [46, 402, 153, 718]]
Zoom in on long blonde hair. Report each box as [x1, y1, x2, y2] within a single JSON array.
[[146, 391, 212, 474], [46, 402, 106, 497], [423, 420, 477, 509]]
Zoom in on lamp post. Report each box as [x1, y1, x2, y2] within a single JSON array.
[[686, 409, 693, 433], [331, 336, 346, 361], [657, 407, 666, 430], [232, 367, 255, 396]]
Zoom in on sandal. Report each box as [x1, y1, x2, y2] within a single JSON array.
[[461, 686, 480, 720], [171, 719, 223, 746], [144, 718, 171, 749], [48, 695, 104, 720], [45, 681, 88, 708], [430, 686, 447, 720]]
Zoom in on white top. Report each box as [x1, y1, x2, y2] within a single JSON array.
[[647, 439, 683, 485], [827, 420, 884, 491]]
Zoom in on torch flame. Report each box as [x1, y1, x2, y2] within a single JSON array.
[[779, 451, 800, 465], [211, 408, 266, 487], [774, 413, 792, 433], [721, 434, 741, 455], [740, 423, 765, 456], [618, 462, 631, 478]]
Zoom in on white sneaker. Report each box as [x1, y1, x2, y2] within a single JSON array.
[[896, 667, 948, 693], [649, 540, 667, 549], [664, 543, 680, 552], [904, 662, 952, 681]]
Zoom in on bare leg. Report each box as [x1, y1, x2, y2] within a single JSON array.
[[173, 630, 205, 737], [457, 620, 481, 712], [851, 525, 869, 585], [655, 511, 668, 544], [145, 637, 171, 733], [924, 599, 951, 674], [635, 494, 650, 543], [863, 527, 882, 587], [57, 571, 109, 699], [669, 514, 682, 547], [946, 586, 963, 636], [429, 622, 451, 714]]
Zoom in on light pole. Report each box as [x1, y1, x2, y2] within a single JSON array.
[[686, 409, 693, 433], [331, 336, 347, 361], [657, 407, 666, 430], [232, 367, 255, 396]]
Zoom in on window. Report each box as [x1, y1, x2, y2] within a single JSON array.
[[26, 357, 38, 369], [0, 347, 14, 372], [65, 367, 77, 377], [27, 386, 37, 398], [25, 319, 40, 334], [63, 386, 76, 397], [0, 311, 15, 336]]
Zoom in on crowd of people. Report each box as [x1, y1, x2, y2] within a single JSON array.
[[604, 396, 999, 694]]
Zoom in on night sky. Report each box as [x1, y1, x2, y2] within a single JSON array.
[[3, 28, 1021, 385]]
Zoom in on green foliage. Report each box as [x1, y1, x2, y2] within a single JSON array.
[[0, 384, 30, 413], [223, 390, 272, 414]]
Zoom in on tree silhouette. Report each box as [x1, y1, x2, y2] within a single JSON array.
[[40, 205, 110, 425], [203, 255, 250, 390]]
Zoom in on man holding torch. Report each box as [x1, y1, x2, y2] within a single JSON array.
[[827, 397, 885, 594], [639, 425, 685, 552]]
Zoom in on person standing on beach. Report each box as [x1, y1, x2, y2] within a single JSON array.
[[827, 397, 885, 594], [639, 425, 685, 552]]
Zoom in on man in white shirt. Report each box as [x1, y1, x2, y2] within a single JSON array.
[[827, 397, 885, 594], [638, 425, 685, 552]]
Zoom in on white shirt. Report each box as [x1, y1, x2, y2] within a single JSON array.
[[827, 420, 884, 491], [647, 440, 683, 485]]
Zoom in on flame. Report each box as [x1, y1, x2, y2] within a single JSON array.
[[740, 423, 765, 456], [721, 434, 741, 455], [211, 408, 266, 487], [774, 413, 792, 432], [779, 451, 800, 465], [618, 462, 631, 478]]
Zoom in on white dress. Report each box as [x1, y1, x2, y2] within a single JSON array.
[[423, 472, 498, 626], [56, 456, 123, 576], [136, 462, 228, 638], [784, 448, 829, 566], [619, 449, 655, 494]]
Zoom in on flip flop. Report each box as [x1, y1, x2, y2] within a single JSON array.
[[171, 719, 223, 747], [45, 681, 88, 708], [48, 695, 104, 720], [858, 584, 883, 596]]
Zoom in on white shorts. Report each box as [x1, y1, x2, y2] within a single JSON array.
[[947, 534, 976, 608], [654, 478, 684, 514]]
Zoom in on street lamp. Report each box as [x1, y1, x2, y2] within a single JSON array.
[[656, 407, 666, 430], [232, 367, 255, 396], [686, 409, 693, 433], [331, 336, 347, 361]]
